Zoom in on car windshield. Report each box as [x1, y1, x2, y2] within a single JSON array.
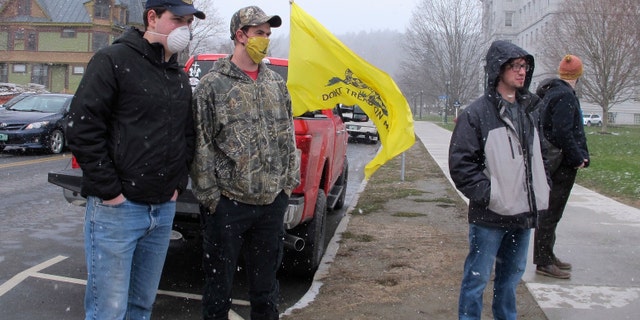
[[2, 92, 35, 108], [8, 95, 67, 113]]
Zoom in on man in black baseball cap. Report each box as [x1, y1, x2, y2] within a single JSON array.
[[146, 0, 205, 19], [69, 1, 203, 320]]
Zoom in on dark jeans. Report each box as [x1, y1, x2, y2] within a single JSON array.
[[534, 165, 577, 265], [201, 192, 288, 320]]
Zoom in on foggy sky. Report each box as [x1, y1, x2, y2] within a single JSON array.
[[213, 0, 418, 35]]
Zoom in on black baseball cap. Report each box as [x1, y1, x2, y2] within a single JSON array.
[[145, 0, 205, 19]]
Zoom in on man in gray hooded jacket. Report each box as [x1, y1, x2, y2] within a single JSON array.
[[449, 40, 549, 320]]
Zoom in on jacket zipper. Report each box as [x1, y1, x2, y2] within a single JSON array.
[[508, 135, 515, 159]]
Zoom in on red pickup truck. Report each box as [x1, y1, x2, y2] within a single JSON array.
[[48, 54, 349, 274]]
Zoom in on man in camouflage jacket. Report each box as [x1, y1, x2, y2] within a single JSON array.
[[190, 6, 300, 320]]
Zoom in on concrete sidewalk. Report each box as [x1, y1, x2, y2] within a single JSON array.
[[414, 121, 640, 320]]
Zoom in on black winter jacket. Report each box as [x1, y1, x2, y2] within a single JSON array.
[[448, 40, 549, 229], [67, 27, 195, 204], [536, 78, 590, 169]]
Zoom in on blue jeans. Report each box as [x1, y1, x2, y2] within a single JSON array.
[[459, 224, 531, 320], [83, 196, 176, 320]]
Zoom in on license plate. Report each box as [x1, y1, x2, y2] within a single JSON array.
[[347, 125, 358, 130], [0, 133, 7, 141]]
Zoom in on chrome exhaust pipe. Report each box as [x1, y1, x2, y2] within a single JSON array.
[[284, 234, 305, 251]]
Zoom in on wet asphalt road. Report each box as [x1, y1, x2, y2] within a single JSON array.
[[0, 142, 377, 319]]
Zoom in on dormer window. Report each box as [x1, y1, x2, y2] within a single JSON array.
[[18, 0, 31, 16], [94, 0, 110, 19]]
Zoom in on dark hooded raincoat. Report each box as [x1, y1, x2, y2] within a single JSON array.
[[448, 40, 549, 229]]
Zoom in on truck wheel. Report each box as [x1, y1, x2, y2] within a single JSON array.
[[334, 159, 348, 210], [288, 191, 327, 276]]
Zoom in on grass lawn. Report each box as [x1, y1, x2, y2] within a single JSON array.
[[578, 125, 640, 208], [419, 115, 639, 209]]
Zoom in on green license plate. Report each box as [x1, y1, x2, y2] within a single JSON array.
[[0, 133, 7, 141]]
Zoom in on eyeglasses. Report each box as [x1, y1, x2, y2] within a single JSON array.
[[508, 63, 530, 72]]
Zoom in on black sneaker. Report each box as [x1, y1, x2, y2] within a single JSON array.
[[536, 264, 571, 279]]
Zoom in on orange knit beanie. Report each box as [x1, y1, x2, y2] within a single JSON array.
[[558, 54, 583, 80]]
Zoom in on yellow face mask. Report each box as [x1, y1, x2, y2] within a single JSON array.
[[246, 36, 270, 64]]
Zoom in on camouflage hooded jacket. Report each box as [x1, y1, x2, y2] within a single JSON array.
[[190, 56, 300, 210]]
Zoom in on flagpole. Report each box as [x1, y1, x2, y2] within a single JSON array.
[[401, 153, 405, 181]]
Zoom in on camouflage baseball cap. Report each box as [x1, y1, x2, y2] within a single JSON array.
[[230, 6, 282, 39]]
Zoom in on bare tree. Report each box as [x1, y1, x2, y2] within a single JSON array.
[[539, 0, 640, 131], [191, 0, 225, 53], [177, 0, 225, 63], [400, 0, 483, 121]]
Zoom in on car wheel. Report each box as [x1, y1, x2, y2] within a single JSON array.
[[48, 129, 65, 154], [586, 121, 592, 127], [368, 133, 379, 144]]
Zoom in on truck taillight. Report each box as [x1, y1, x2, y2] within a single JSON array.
[[71, 156, 80, 169], [294, 134, 312, 194], [295, 134, 313, 153]]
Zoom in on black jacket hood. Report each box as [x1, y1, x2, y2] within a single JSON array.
[[485, 40, 534, 96]]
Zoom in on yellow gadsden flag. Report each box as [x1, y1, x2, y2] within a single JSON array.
[[288, 2, 415, 179]]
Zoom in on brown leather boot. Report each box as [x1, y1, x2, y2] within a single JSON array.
[[554, 257, 572, 270], [536, 264, 571, 279]]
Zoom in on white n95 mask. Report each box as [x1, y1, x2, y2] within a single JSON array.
[[166, 26, 192, 53], [148, 26, 192, 54]]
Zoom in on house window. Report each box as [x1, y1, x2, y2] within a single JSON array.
[[13, 64, 27, 73], [72, 66, 85, 75], [26, 32, 36, 51], [94, 0, 110, 19], [0, 63, 8, 82], [120, 8, 129, 25], [14, 30, 24, 40], [92, 33, 109, 52], [505, 11, 514, 27], [31, 64, 49, 85], [18, 0, 31, 15], [62, 29, 76, 38]]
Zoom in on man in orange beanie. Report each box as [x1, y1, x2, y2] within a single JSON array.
[[558, 54, 584, 80], [534, 54, 590, 279]]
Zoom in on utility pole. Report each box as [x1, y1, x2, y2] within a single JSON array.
[[444, 80, 450, 124]]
